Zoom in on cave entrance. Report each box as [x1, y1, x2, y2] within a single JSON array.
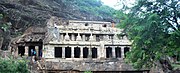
[[17, 40, 43, 57], [106, 47, 112, 58], [28, 46, 35, 56], [18, 46, 25, 56], [124, 47, 130, 57], [74, 47, 80, 58], [115, 47, 121, 58], [91, 47, 97, 58], [65, 46, 71, 58], [55, 47, 62, 58], [83, 47, 89, 58]]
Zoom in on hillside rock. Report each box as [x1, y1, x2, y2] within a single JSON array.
[[0, 0, 115, 50], [0, 0, 108, 30]]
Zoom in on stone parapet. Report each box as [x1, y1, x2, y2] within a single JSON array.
[[43, 59, 134, 71]]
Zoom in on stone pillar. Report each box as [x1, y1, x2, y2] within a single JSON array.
[[60, 34, 64, 41], [89, 34, 94, 41], [62, 47, 65, 58], [121, 46, 124, 58], [71, 34, 75, 41], [104, 46, 106, 58], [71, 47, 74, 58], [82, 35, 85, 41], [97, 47, 101, 58], [80, 47, 83, 58], [25, 46, 29, 56], [93, 35, 96, 41], [64, 33, 70, 41], [76, 33, 82, 41], [35, 46, 39, 56], [88, 46, 92, 58], [112, 46, 116, 58]]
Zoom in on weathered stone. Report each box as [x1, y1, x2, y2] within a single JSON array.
[[44, 59, 134, 71]]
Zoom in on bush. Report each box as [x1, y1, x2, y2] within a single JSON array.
[[0, 57, 29, 73], [84, 71, 92, 73]]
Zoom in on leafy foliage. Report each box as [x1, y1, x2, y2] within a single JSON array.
[[0, 14, 10, 32], [65, 0, 117, 18], [0, 14, 11, 50], [118, 0, 180, 72], [0, 57, 29, 73], [84, 71, 92, 73]]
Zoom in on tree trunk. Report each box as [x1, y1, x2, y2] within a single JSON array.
[[159, 59, 173, 73]]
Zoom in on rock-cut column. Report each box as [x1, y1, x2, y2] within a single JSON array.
[[76, 33, 82, 41], [121, 46, 124, 58], [35, 46, 39, 56], [82, 35, 85, 41], [25, 46, 29, 56], [62, 47, 65, 58], [71, 34, 75, 41], [112, 46, 116, 58], [80, 47, 83, 58], [64, 33, 70, 41], [71, 47, 74, 58]]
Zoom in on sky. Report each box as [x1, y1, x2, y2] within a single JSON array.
[[101, 0, 136, 10]]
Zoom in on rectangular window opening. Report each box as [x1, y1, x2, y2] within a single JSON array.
[[124, 47, 130, 57], [74, 47, 80, 58], [115, 47, 121, 58], [18, 46, 25, 56], [106, 47, 112, 58], [92, 48, 97, 58], [55, 47, 62, 58], [65, 47, 71, 58], [83, 47, 89, 58]]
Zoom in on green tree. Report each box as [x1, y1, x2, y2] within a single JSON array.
[[118, 0, 180, 72]]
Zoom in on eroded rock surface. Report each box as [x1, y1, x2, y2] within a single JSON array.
[[0, 0, 115, 50], [43, 59, 134, 71]]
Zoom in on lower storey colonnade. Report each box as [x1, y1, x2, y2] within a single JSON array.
[[17, 45, 43, 57], [17, 45, 130, 59], [54, 46, 130, 59]]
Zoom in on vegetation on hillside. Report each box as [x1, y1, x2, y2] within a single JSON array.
[[76, 0, 116, 18], [0, 57, 29, 73], [0, 14, 11, 50], [61, 0, 117, 20], [117, 0, 180, 72], [0, 14, 28, 73]]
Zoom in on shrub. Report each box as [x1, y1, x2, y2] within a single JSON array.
[[0, 57, 29, 73]]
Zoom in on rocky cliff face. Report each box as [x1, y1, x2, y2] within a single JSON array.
[[0, 0, 112, 29], [0, 0, 116, 50]]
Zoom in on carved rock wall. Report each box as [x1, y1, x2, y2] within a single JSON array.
[[44, 59, 134, 71]]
